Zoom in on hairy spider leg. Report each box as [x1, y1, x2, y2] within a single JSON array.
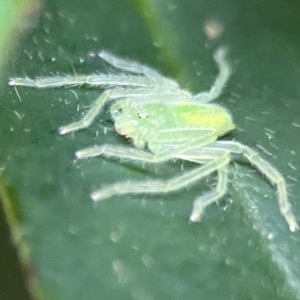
[[90, 152, 230, 213], [192, 46, 232, 103], [99, 50, 162, 78], [59, 88, 191, 134], [99, 51, 182, 90], [175, 147, 230, 164], [77, 139, 230, 221], [8, 74, 153, 88], [76, 129, 218, 162], [190, 163, 228, 222], [176, 149, 231, 222], [210, 141, 299, 232]]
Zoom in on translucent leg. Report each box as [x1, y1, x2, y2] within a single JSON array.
[[59, 90, 109, 134], [207, 47, 232, 101], [91, 153, 230, 201], [99, 50, 161, 78], [175, 147, 229, 164], [8, 74, 152, 88], [192, 46, 232, 103], [76, 132, 217, 163], [211, 141, 299, 232], [190, 164, 228, 222]]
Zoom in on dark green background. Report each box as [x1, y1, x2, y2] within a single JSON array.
[[1, 0, 300, 299]]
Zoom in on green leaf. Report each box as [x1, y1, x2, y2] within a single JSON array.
[[1, 0, 300, 299]]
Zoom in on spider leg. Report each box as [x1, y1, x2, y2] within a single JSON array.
[[190, 163, 228, 222], [8, 74, 152, 88], [59, 89, 114, 134], [90, 152, 230, 202], [76, 131, 218, 162], [211, 141, 299, 232], [192, 46, 232, 103], [175, 147, 228, 164], [99, 51, 181, 90], [99, 50, 161, 78]]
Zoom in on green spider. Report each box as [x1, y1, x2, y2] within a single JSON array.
[[9, 47, 298, 232]]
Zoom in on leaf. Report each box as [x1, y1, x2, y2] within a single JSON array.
[[1, 0, 300, 299]]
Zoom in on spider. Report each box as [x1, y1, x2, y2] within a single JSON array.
[[9, 47, 298, 232]]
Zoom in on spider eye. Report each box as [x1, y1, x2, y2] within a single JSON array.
[[137, 111, 148, 118], [135, 107, 148, 119]]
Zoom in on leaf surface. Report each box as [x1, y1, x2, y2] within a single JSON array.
[[1, 0, 300, 299]]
